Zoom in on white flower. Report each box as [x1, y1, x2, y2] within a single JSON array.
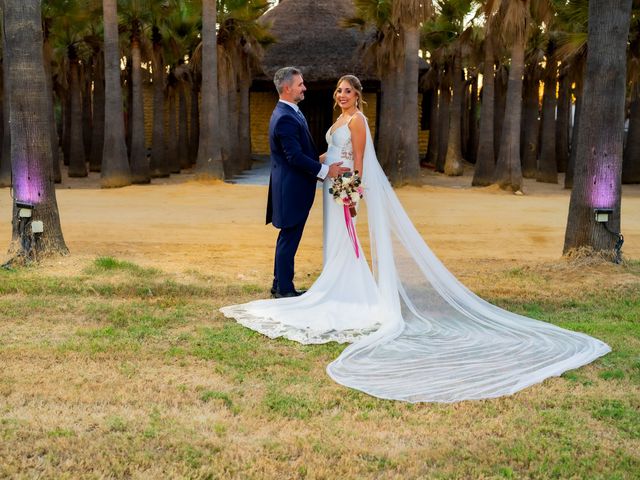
[[339, 191, 348, 199], [350, 192, 359, 202], [341, 175, 350, 185]]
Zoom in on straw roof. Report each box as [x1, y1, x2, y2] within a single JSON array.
[[257, 0, 378, 83]]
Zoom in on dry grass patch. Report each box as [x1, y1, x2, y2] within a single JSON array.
[[0, 256, 638, 479]]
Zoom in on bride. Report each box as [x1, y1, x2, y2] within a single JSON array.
[[221, 75, 610, 403]]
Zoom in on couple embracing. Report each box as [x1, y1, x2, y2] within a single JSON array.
[[221, 67, 610, 403]]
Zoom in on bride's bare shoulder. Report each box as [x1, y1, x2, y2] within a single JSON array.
[[348, 112, 367, 130]]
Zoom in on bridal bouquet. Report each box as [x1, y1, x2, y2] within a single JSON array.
[[329, 171, 364, 258], [329, 170, 364, 218]]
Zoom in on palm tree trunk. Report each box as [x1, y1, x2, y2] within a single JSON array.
[[473, 35, 495, 186], [228, 69, 240, 171], [4, 0, 68, 258], [166, 86, 180, 173], [396, 25, 421, 183], [218, 47, 231, 175], [622, 84, 640, 183], [436, 81, 451, 173], [188, 75, 200, 166], [444, 50, 464, 176], [493, 36, 525, 191], [89, 49, 105, 172], [150, 43, 168, 177], [62, 91, 71, 165], [101, 0, 131, 187], [424, 86, 439, 165], [467, 73, 478, 165], [82, 63, 93, 161], [563, 0, 632, 255], [68, 56, 88, 177], [195, 0, 224, 179], [43, 34, 61, 183], [178, 82, 190, 170], [493, 64, 507, 161], [238, 68, 252, 171], [520, 72, 539, 178], [377, 70, 400, 172], [565, 79, 583, 189], [556, 67, 571, 174], [129, 36, 149, 183], [0, 33, 11, 187], [537, 60, 558, 183]]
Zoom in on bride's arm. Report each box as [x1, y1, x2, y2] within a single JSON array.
[[349, 115, 366, 175], [319, 152, 327, 163]]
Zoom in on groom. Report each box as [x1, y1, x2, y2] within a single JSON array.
[[267, 67, 348, 298]]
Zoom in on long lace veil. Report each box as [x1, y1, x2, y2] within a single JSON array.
[[325, 113, 611, 403]]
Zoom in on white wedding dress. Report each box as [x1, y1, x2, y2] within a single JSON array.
[[221, 112, 611, 403]]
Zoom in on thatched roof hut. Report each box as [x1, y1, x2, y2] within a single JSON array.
[[251, 0, 379, 149], [254, 0, 377, 86], [248, 0, 429, 156]]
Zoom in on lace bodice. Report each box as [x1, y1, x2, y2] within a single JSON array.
[[325, 120, 354, 168]]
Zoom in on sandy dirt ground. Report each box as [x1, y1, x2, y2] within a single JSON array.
[[1, 166, 639, 283]]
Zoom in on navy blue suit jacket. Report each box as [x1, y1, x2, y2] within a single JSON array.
[[266, 102, 321, 228]]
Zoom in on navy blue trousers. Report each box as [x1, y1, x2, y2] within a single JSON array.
[[273, 221, 306, 294]]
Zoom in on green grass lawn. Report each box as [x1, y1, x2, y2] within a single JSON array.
[[0, 257, 638, 479]]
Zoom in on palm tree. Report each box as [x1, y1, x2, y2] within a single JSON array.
[[472, 0, 499, 186], [119, 0, 154, 184], [555, 61, 571, 174], [554, 0, 588, 189], [4, 0, 67, 259], [49, 0, 92, 178], [520, 26, 544, 179], [101, 0, 131, 187], [536, 37, 558, 184], [492, 0, 531, 190], [563, 0, 632, 256], [195, 0, 224, 179], [422, 0, 475, 177], [623, 9, 640, 184], [216, 0, 272, 173], [346, 0, 432, 184], [0, 33, 12, 188]]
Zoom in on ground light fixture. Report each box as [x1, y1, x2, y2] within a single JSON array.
[[12, 200, 44, 262], [593, 208, 624, 263]]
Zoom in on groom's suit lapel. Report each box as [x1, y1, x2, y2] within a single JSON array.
[[279, 103, 317, 151]]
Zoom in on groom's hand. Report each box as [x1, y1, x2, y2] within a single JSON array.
[[327, 162, 351, 179]]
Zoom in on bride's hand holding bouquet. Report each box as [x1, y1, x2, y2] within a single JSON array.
[[329, 170, 364, 218]]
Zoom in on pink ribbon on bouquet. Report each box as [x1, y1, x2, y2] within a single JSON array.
[[343, 205, 360, 258]]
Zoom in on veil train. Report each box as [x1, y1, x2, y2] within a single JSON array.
[[325, 113, 610, 403]]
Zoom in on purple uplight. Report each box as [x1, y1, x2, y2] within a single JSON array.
[[12, 157, 41, 205], [588, 160, 619, 210]]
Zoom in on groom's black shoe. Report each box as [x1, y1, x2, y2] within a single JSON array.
[[273, 289, 306, 298]]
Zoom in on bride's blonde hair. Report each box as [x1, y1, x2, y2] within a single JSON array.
[[333, 74, 367, 111]]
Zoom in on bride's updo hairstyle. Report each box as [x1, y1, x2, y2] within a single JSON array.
[[333, 74, 367, 111]]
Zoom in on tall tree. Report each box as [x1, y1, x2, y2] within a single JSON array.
[[473, 2, 499, 186], [346, 0, 432, 184], [563, 0, 632, 256], [423, 0, 475, 177], [119, 0, 153, 184], [536, 41, 558, 184], [492, 0, 530, 191], [0, 29, 12, 188], [555, 62, 571, 173], [195, 0, 224, 179], [101, 0, 131, 187], [4, 0, 68, 260]]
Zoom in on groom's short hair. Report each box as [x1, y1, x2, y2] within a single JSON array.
[[274, 67, 301, 94]]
